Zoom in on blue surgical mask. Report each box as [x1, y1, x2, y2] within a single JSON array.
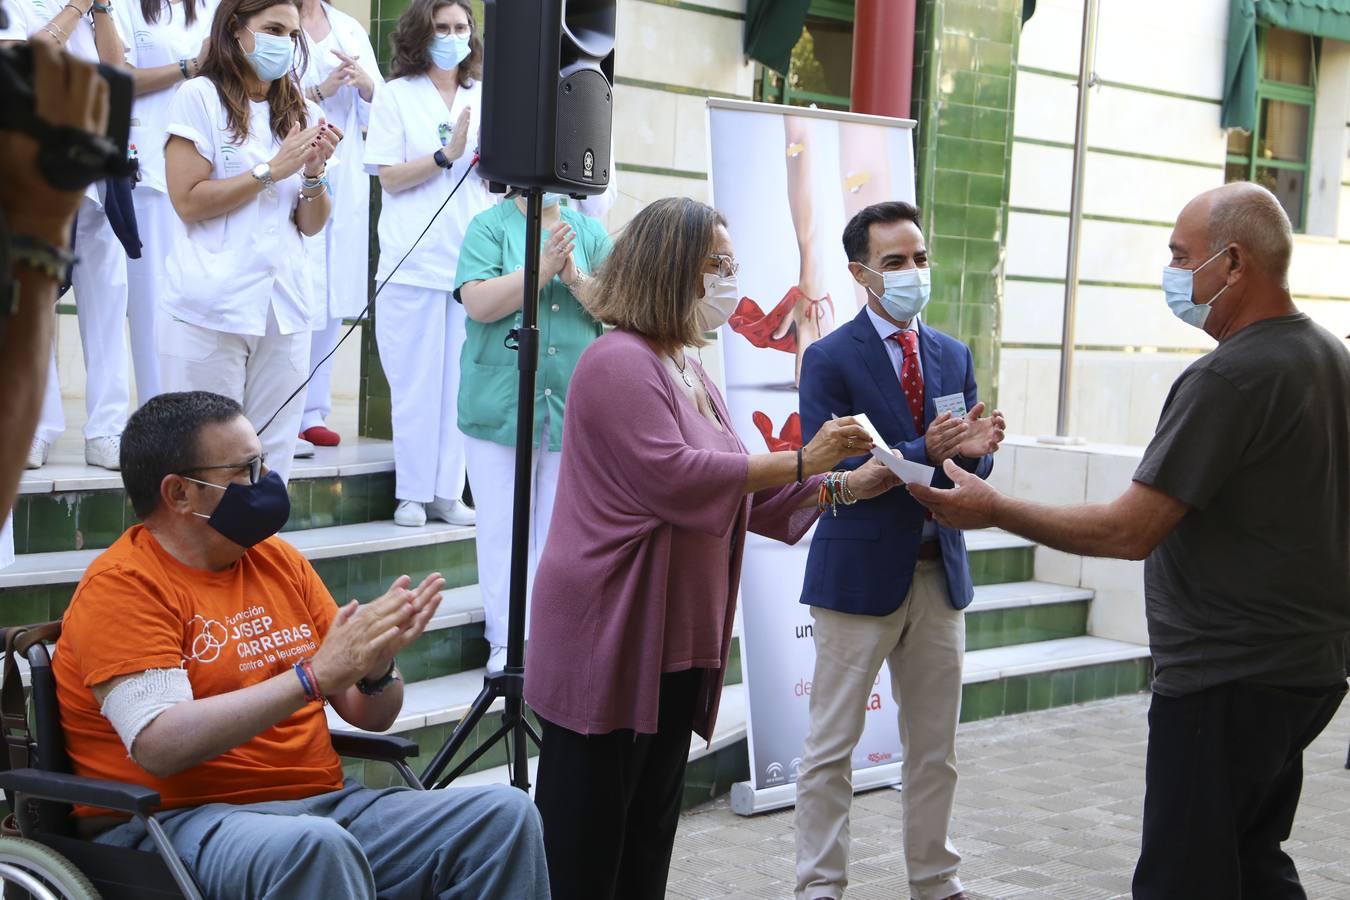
[[862, 264, 930, 323], [187, 471, 291, 548], [244, 29, 295, 82], [1162, 247, 1229, 330], [428, 32, 470, 70], [542, 192, 565, 208]]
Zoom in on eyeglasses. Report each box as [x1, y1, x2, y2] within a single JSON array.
[[180, 455, 266, 486], [707, 254, 739, 278], [438, 24, 473, 37]]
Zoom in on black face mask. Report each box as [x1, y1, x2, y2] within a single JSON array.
[[187, 471, 291, 548]]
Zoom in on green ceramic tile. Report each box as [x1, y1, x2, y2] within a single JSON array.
[[336, 473, 371, 525], [933, 202, 969, 237], [1049, 670, 1075, 707], [965, 238, 1001, 274], [960, 679, 1002, 723], [937, 102, 976, 139], [282, 480, 311, 533], [310, 557, 348, 601], [347, 552, 385, 603], [1000, 606, 1028, 645], [49, 585, 75, 619], [934, 169, 970, 204], [725, 637, 742, 687], [975, 73, 1011, 109], [1003, 675, 1029, 715], [368, 472, 398, 522], [967, 173, 1004, 208], [25, 494, 78, 554], [976, 40, 1014, 78], [0, 586, 52, 627], [309, 480, 341, 529], [1073, 666, 1098, 704], [974, 105, 1011, 142], [959, 303, 998, 340], [75, 490, 127, 550], [364, 396, 393, 442], [965, 205, 1001, 239], [1026, 672, 1052, 711], [461, 626, 489, 669], [400, 625, 461, 683]]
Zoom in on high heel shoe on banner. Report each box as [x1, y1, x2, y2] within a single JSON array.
[[752, 410, 802, 452], [729, 288, 802, 353]]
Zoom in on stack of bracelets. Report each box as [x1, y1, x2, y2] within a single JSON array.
[[293, 659, 326, 705], [817, 470, 858, 517]]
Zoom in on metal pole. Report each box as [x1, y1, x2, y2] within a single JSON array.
[[1055, 0, 1099, 437]]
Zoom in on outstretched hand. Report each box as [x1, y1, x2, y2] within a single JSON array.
[[906, 458, 1001, 530]]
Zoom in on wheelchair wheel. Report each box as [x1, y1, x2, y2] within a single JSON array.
[[0, 837, 100, 900]]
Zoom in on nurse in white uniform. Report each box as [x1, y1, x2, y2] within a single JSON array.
[[160, 0, 339, 482], [16, 0, 132, 471], [114, 0, 219, 406], [293, 0, 381, 451], [362, 0, 490, 527]]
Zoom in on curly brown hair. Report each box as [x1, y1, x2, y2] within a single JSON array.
[[199, 0, 310, 145], [587, 198, 728, 349], [389, 0, 482, 84]]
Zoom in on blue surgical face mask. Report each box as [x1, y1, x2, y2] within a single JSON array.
[[541, 192, 565, 208], [187, 471, 291, 548], [1162, 247, 1229, 330], [428, 32, 471, 70], [861, 264, 931, 323], [244, 28, 295, 82]]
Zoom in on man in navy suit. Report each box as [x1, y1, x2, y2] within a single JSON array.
[[793, 201, 1005, 900]]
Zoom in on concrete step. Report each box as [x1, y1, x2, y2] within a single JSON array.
[[353, 635, 1149, 808]]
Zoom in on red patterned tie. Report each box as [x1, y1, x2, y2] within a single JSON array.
[[891, 330, 925, 433]]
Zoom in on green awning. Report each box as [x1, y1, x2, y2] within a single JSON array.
[[1223, 0, 1350, 130], [744, 0, 812, 75]]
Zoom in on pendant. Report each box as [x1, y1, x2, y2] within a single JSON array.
[[681, 369, 694, 388]]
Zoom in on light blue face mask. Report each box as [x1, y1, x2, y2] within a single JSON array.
[[541, 192, 565, 208], [1162, 247, 1229, 330], [244, 28, 295, 82], [861, 263, 931, 323], [428, 32, 470, 70]]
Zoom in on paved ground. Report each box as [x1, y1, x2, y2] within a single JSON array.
[[669, 693, 1350, 899]]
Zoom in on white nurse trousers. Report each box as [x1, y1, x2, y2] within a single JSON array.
[[123, 187, 172, 402], [72, 194, 131, 439], [373, 283, 467, 504]]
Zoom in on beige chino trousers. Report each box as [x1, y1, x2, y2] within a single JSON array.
[[794, 560, 965, 900]]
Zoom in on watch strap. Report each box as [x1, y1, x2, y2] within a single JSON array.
[[356, 659, 399, 695], [433, 149, 451, 170]]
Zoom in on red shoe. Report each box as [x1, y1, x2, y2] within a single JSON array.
[[752, 411, 802, 452], [730, 288, 804, 353], [300, 425, 341, 447]]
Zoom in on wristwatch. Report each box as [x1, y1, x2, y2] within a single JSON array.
[[356, 660, 401, 696], [432, 149, 452, 170], [250, 162, 274, 189]]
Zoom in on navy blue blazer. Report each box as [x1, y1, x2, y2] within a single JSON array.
[[798, 307, 994, 616]]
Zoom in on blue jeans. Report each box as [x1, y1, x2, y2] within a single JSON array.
[[96, 779, 550, 900]]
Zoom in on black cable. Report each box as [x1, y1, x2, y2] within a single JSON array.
[[257, 155, 480, 438]]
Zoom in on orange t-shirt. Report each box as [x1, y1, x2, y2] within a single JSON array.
[[53, 526, 345, 814]]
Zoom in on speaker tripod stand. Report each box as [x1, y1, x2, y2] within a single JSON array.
[[420, 188, 546, 792]]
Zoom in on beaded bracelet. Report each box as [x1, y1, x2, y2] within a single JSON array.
[[293, 659, 326, 705], [816, 471, 859, 517]]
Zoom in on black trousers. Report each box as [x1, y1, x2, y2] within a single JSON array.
[[1132, 680, 1346, 899], [534, 668, 702, 900]]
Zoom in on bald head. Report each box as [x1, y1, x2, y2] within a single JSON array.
[[1179, 182, 1293, 286]]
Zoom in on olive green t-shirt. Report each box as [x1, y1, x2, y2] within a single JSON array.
[[1133, 313, 1350, 696], [454, 202, 611, 450]]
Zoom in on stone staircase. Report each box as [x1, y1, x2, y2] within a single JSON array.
[[1, 436, 1151, 810]]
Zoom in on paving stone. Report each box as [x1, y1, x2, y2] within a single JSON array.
[[669, 694, 1350, 898]]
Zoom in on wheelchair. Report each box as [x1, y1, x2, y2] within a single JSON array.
[[0, 622, 423, 900]]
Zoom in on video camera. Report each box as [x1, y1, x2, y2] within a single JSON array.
[[0, 39, 136, 192]]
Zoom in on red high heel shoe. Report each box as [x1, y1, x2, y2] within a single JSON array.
[[730, 287, 803, 353], [752, 411, 803, 452]]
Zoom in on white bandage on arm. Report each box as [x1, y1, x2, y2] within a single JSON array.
[[98, 668, 194, 755]]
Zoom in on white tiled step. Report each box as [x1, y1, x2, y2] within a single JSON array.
[[964, 528, 1035, 553], [0, 520, 477, 589], [17, 437, 395, 496], [962, 636, 1149, 684], [967, 581, 1092, 612], [330, 637, 1147, 753]]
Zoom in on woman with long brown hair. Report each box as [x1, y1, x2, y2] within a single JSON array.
[[160, 0, 340, 481], [363, 0, 492, 529], [525, 197, 899, 899]]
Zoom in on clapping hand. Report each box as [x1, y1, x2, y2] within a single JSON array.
[[955, 402, 1006, 459], [303, 120, 343, 176], [540, 223, 577, 282], [319, 50, 374, 101], [310, 572, 445, 693], [922, 411, 967, 464]]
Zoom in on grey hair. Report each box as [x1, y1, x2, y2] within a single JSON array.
[[1207, 182, 1292, 286]]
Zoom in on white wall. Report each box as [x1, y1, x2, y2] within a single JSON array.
[[1004, 0, 1350, 446]]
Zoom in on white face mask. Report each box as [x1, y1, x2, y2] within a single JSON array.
[[861, 264, 931, 323], [697, 272, 739, 332], [1162, 247, 1229, 330]]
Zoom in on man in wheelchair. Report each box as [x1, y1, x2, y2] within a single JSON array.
[[50, 391, 550, 899]]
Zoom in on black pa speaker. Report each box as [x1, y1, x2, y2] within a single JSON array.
[[478, 0, 615, 196]]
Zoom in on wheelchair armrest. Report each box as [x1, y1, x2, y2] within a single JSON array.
[[0, 768, 160, 816], [329, 730, 419, 761]]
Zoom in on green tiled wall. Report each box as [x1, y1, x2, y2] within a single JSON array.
[[965, 600, 1087, 651], [911, 0, 1022, 404], [967, 545, 1033, 586], [959, 658, 1152, 724], [346, 705, 543, 787], [8, 472, 398, 556]]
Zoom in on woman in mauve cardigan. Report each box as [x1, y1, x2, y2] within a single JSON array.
[[526, 197, 901, 900]]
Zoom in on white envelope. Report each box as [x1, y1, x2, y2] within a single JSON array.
[[840, 412, 937, 484]]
